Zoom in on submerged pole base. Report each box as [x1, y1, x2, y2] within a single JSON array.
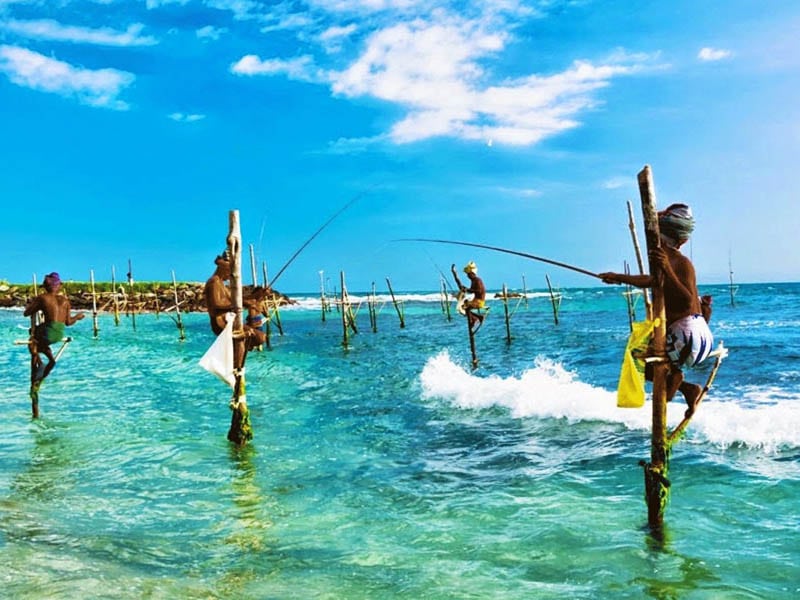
[[228, 400, 254, 446], [640, 460, 670, 529]]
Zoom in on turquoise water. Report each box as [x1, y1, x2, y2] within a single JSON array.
[[2, 283, 799, 599]]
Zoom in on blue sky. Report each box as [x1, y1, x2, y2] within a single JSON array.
[[1, 1, 798, 293]]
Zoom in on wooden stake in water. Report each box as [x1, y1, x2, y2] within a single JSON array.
[[171, 269, 186, 341], [502, 283, 512, 344], [521, 274, 529, 308], [385, 277, 405, 329], [623, 262, 635, 331], [340, 271, 350, 348], [545, 274, 560, 325], [728, 252, 737, 307], [111, 266, 121, 326], [637, 165, 670, 533], [368, 281, 378, 333], [127, 259, 136, 331], [227, 210, 253, 446], [316, 270, 326, 323], [628, 199, 652, 319], [90, 269, 99, 338], [441, 278, 452, 322]]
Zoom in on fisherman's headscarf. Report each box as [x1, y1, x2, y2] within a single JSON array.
[[463, 261, 478, 274], [659, 203, 695, 248], [215, 248, 231, 265], [43, 272, 61, 291]]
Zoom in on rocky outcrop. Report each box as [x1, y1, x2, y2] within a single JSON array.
[[0, 283, 295, 313]]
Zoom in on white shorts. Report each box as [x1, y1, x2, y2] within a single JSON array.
[[667, 314, 713, 368]]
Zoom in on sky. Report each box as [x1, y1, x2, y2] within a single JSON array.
[[1, 0, 798, 294]]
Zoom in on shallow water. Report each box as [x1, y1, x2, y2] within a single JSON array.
[[2, 283, 799, 598]]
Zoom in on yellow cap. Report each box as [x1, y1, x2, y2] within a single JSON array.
[[463, 261, 477, 273]]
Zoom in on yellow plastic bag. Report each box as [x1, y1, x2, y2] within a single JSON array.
[[617, 319, 657, 408]]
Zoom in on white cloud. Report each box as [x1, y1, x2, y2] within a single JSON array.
[[168, 112, 206, 122], [320, 24, 357, 42], [196, 25, 227, 41], [146, 0, 190, 8], [325, 17, 648, 145], [1, 19, 158, 46], [0, 45, 134, 110], [602, 176, 630, 190], [698, 47, 731, 62], [230, 54, 322, 82], [495, 186, 542, 198]]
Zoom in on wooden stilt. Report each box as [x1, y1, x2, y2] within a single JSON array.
[[227, 210, 253, 446], [111, 266, 120, 326], [502, 283, 512, 344], [637, 165, 670, 532], [369, 281, 378, 333], [127, 259, 136, 331], [468, 316, 478, 369], [545, 274, 560, 325], [340, 271, 350, 348], [171, 269, 186, 341], [90, 269, 99, 338], [521, 274, 529, 308], [385, 277, 405, 329], [319, 270, 327, 323], [442, 278, 452, 321], [627, 199, 652, 319]]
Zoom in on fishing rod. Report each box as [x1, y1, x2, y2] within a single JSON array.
[[396, 238, 601, 280], [268, 191, 367, 288]]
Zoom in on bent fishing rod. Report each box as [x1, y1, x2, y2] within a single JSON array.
[[268, 191, 367, 288], [396, 238, 602, 280]]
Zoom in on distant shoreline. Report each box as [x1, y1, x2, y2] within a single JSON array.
[[0, 281, 295, 312]]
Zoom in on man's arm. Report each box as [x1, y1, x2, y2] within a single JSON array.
[[64, 302, 85, 326], [23, 296, 42, 317], [598, 272, 653, 288], [451, 264, 466, 291]]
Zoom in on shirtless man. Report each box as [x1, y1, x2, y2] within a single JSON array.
[[599, 203, 713, 416], [204, 251, 267, 360], [23, 272, 85, 392], [452, 261, 487, 333]]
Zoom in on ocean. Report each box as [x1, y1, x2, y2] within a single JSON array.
[[1, 282, 798, 599]]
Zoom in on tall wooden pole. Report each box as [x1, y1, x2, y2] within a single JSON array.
[[319, 270, 327, 322], [340, 271, 349, 348], [385, 278, 405, 328], [111, 266, 120, 326], [637, 165, 670, 531], [521, 274, 529, 308], [127, 259, 136, 331], [442, 278, 452, 321], [628, 199, 652, 319], [545, 274, 560, 325], [369, 281, 378, 333], [171, 269, 186, 341], [502, 283, 512, 344], [90, 269, 99, 338], [227, 210, 252, 446]]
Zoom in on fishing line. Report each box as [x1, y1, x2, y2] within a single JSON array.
[[269, 190, 367, 288], [395, 238, 601, 280]]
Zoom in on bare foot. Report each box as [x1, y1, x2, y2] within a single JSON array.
[[682, 383, 703, 418]]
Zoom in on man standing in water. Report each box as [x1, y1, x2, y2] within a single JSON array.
[[599, 203, 714, 416], [24, 272, 85, 415], [452, 261, 487, 333]]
